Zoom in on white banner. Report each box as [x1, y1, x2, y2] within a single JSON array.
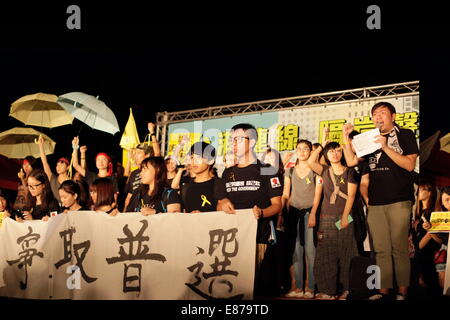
[[0, 210, 257, 300]]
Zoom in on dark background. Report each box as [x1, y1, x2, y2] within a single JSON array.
[[0, 3, 449, 174]]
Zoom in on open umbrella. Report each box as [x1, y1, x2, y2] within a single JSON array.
[[440, 132, 450, 154], [9, 93, 74, 128], [57, 92, 120, 135], [0, 127, 55, 159]]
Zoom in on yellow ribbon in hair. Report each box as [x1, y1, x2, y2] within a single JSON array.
[[201, 195, 211, 207]]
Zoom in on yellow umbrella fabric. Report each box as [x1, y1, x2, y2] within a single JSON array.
[[10, 93, 74, 128], [440, 132, 450, 154], [119, 108, 140, 149], [0, 127, 56, 159]]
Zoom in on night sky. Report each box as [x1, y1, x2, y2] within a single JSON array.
[[0, 5, 449, 172]]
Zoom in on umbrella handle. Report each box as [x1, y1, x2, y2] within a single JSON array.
[[34, 134, 43, 144]]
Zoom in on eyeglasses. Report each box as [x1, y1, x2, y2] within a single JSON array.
[[232, 136, 250, 143], [28, 183, 43, 190]]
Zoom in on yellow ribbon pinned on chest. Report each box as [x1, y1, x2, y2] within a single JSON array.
[[201, 195, 211, 207], [306, 177, 312, 184], [340, 177, 345, 184]]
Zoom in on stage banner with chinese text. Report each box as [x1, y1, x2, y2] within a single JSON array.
[[0, 210, 257, 300], [167, 96, 419, 173]]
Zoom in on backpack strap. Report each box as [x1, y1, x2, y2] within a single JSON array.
[[288, 167, 294, 180], [329, 167, 348, 205]]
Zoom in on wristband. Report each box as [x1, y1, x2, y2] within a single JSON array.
[[72, 144, 79, 150]]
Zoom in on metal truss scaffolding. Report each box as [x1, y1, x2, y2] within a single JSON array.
[[156, 81, 419, 155]]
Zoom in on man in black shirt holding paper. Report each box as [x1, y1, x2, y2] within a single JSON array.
[[215, 123, 283, 295], [343, 102, 419, 300]]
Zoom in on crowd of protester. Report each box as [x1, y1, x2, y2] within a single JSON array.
[[0, 102, 448, 300]]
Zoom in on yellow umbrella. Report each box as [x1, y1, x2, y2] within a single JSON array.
[[440, 132, 450, 154], [120, 108, 141, 149], [0, 127, 55, 159], [10, 93, 74, 128]]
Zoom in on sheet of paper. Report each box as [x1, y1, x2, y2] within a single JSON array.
[[428, 211, 450, 233], [351, 128, 382, 158]]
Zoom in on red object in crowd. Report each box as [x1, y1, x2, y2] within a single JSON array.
[[0, 155, 21, 190]]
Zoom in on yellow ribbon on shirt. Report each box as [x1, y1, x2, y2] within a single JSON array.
[[201, 195, 211, 207]]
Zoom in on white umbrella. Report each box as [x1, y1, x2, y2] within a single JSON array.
[[57, 92, 120, 135]]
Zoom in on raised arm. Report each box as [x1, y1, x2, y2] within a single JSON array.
[[282, 152, 294, 167], [307, 145, 324, 176], [171, 167, 185, 190], [80, 145, 87, 171], [342, 123, 360, 167], [148, 123, 161, 157], [71, 137, 86, 177], [124, 149, 133, 178], [38, 135, 53, 181]]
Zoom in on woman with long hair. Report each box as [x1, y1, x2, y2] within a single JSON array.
[[307, 137, 358, 300], [37, 135, 71, 203], [13, 156, 39, 210], [71, 137, 119, 202], [423, 186, 450, 290], [411, 180, 441, 296], [89, 178, 119, 215], [131, 157, 181, 215], [59, 180, 89, 212], [22, 169, 60, 221], [282, 140, 322, 299]]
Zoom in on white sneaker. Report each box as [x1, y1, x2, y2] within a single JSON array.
[[285, 290, 304, 298], [338, 291, 349, 300], [368, 294, 384, 300], [316, 292, 336, 300], [395, 294, 406, 300]]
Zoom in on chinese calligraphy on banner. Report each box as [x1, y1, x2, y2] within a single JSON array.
[[0, 210, 257, 300]]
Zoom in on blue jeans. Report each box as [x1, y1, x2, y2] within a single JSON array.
[[292, 212, 316, 291]]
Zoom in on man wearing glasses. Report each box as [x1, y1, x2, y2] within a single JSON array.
[[215, 123, 283, 297]]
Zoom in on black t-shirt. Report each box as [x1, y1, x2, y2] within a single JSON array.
[[134, 188, 181, 213], [31, 199, 60, 219], [181, 178, 219, 213], [124, 169, 142, 194], [215, 160, 283, 244], [351, 161, 370, 183], [364, 128, 419, 206], [85, 171, 119, 194]]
